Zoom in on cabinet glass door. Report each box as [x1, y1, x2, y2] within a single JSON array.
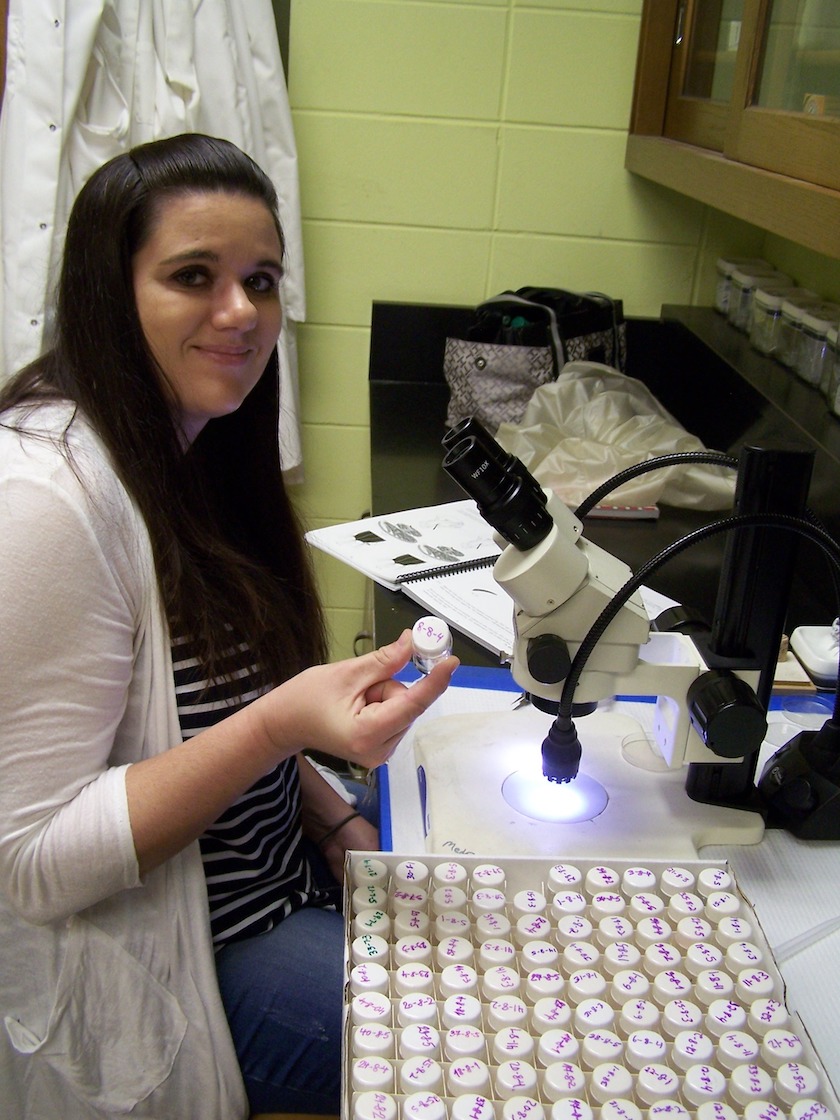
[[755, 0, 840, 118]]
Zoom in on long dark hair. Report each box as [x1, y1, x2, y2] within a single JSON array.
[[0, 133, 328, 686]]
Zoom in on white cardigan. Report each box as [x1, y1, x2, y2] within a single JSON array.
[[0, 405, 247, 1118]]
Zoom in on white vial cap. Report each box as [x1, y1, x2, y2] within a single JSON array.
[[628, 892, 665, 921], [635, 915, 673, 949], [475, 911, 512, 942], [696, 866, 733, 897], [611, 969, 650, 1004], [775, 1061, 824, 1106], [550, 1099, 593, 1120], [494, 1060, 538, 1101], [623, 1027, 666, 1070], [502, 1096, 544, 1120], [674, 915, 713, 948], [584, 865, 620, 896], [684, 941, 724, 978], [394, 935, 433, 966], [696, 1103, 740, 1120], [661, 998, 704, 1038], [393, 908, 431, 940], [716, 1028, 760, 1071], [512, 888, 547, 918], [492, 1027, 535, 1064], [693, 969, 735, 1007], [399, 1023, 441, 1059], [621, 866, 658, 895], [351, 991, 392, 1025], [472, 863, 506, 890], [566, 968, 607, 1005], [353, 1090, 398, 1120], [487, 995, 529, 1031], [435, 935, 474, 968], [761, 1029, 805, 1070], [439, 963, 479, 998], [728, 1063, 775, 1105], [743, 1104, 787, 1120], [537, 1028, 580, 1066], [351, 961, 390, 995], [352, 884, 389, 914], [618, 998, 660, 1036], [514, 913, 552, 948], [791, 1103, 835, 1120], [659, 866, 696, 897], [447, 1057, 491, 1096], [531, 996, 573, 1035], [442, 992, 483, 1027], [472, 888, 507, 916], [551, 891, 588, 919], [403, 1091, 446, 1120], [603, 940, 642, 977], [651, 969, 693, 1007], [432, 859, 468, 887], [555, 914, 594, 947], [431, 884, 468, 915], [525, 968, 565, 1002], [671, 1029, 715, 1071], [479, 938, 517, 969], [541, 1060, 586, 1102], [352, 932, 390, 966], [588, 1061, 633, 1104], [547, 863, 583, 891], [481, 965, 521, 1000], [580, 1028, 624, 1069], [399, 1055, 443, 1094], [353, 909, 391, 939], [353, 1023, 395, 1058], [748, 997, 789, 1036], [451, 1096, 496, 1120], [598, 916, 635, 947], [682, 1063, 728, 1105], [352, 1056, 394, 1092], [411, 616, 452, 673], [444, 1025, 487, 1059], [352, 856, 389, 886], [397, 992, 437, 1026], [735, 968, 775, 1002], [435, 909, 471, 940], [635, 1061, 681, 1104], [725, 940, 764, 971], [394, 858, 430, 888], [705, 998, 747, 1038], [599, 1100, 642, 1120], [574, 997, 615, 1034], [394, 963, 434, 996], [521, 939, 559, 970], [391, 885, 428, 911], [562, 941, 601, 973]]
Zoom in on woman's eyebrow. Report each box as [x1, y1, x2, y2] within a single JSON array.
[[159, 249, 284, 273]]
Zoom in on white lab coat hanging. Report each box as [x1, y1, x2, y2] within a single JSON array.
[[0, 0, 306, 470]]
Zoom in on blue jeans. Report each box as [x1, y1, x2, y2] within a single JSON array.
[[214, 777, 377, 1114]]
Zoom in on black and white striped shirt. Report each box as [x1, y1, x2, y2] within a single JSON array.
[[172, 634, 333, 948]]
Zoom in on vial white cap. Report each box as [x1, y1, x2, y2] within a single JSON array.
[[353, 1023, 395, 1058], [716, 1028, 759, 1071], [439, 963, 479, 998], [487, 995, 529, 1031], [411, 616, 452, 660], [399, 1023, 441, 1059], [397, 992, 437, 1026], [442, 992, 483, 1027], [447, 1057, 491, 1096], [399, 1055, 443, 1094], [352, 1056, 394, 1092], [353, 1090, 398, 1120], [494, 1060, 538, 1101], [502, 1096, 544, 1120], [403, 1091, 446, 1120], [451, 1095, 496, 1120], [541, 1060, 587, 1102], [444, 1025, 487, 1059], [550, 1099, 593, 1120]]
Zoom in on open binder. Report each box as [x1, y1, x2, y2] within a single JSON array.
[[304, 500, 514, 658]]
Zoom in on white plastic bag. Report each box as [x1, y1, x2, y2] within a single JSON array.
[[495, 362, 736, 510]]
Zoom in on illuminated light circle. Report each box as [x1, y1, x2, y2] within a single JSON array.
[[502, 769, 609, 823]]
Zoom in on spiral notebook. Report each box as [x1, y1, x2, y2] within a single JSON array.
[[305, 500, 514, 658]]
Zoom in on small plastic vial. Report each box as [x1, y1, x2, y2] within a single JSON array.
[[399, 1055, 443, 1095], [403, 1092, 447, 1120], [442, 993, 483, 1028], [350, 961, 390, 995], [439, 962, 479, 998], [411, 616, 452, 674], [502, 1097, 545, 1120], [399, 1023, 441, 1059], [444, 1024, 487, 1060], [398, 993, 438, 1026], [353, 856, 389, 887], [447, 1057, 492, 1096], [550, 1099, 593, 1120], [486, 996, 529, 1031], [451, 1095, 496, 1120], [716, 1029, 760, 1071], [494, 1059, 539, 1101], [352, 1056, 394, 1092], [353, 1023, 395, 1059], [542, 1061, 587, 1102], [353, 1089, 398, 1120], [531, 996, 573, 1035]]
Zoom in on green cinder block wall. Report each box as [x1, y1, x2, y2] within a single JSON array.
[[286, 0, 840, 663]]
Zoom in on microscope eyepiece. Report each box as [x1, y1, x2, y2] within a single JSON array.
[[442, 430, 553, 551]]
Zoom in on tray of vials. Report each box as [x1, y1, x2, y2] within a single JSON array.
[[342, 853, 838, 1120]]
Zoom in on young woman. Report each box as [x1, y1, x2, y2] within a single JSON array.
[[0, 133, 457, 1118]]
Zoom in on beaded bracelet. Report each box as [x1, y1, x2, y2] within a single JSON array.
[[317, 810, 361, 847]]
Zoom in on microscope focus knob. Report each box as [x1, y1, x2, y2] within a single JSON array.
[[687, 669, 767, 758], [526, 633, 572, 685]]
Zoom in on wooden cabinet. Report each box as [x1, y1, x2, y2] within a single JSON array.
[[626, 0, 840, 259]]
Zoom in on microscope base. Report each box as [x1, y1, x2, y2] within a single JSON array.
[[413, 704, 765, 860]]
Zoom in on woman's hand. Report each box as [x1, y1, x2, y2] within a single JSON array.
[[255, 630, 458, 771]]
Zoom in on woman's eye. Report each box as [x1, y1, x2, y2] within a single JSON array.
[[247, 272, 280, 295], [172, 267, 208, 287]]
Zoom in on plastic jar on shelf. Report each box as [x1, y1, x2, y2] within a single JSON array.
[[823, 325, 840, 415], [749, 283, 805, 355], [714, 257, 771, 316], [777, 294, 826, 369], [727, 268, 791, 333], [795, 302, 840, 387]]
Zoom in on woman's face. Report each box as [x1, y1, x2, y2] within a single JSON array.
[[132, 190, 284, 444]]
